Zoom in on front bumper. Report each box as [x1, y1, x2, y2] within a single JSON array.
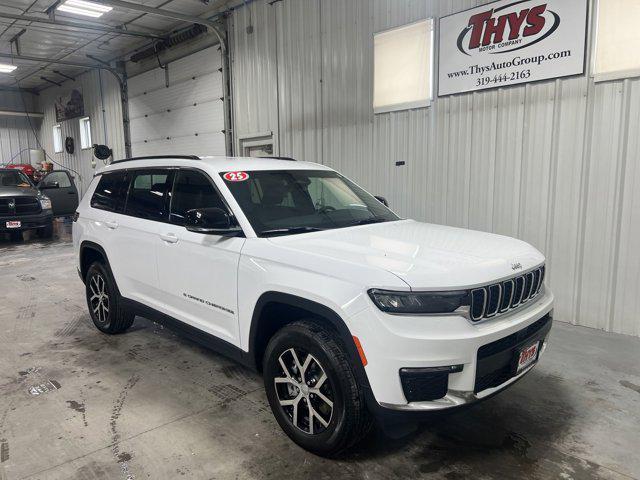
[[348, 287, 554, 413], [0, 211, 53, 232]]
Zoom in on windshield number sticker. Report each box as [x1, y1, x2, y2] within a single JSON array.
[[223, 171, 249, 182]]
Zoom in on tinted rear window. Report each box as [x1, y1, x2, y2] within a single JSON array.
[[90, 171, 128, 213], [124, 169, 174, 221]]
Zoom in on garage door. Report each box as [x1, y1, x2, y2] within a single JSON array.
[[128, 46, 225, 157]]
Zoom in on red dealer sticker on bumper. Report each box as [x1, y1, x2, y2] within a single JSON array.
[[223, 171, 249, 182]]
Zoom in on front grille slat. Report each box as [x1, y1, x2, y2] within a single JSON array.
[[469, 266, 546, 322], [471, 288, 487, 321], [499, 280, 514, 312], [486, 284, 501, 317]]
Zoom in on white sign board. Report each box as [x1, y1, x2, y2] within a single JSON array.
[[438, 0, 588, 96]]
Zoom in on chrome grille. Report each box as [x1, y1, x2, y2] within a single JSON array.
[[470, 266, 545, 321]]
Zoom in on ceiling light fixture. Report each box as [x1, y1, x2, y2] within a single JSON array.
[[0, 63, 18, 73], [57, 0, 113, 18]]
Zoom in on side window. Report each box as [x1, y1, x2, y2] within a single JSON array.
[[90, 171, 129, 213], [170, 170, 226, 226], [53, 125, 63, 153], [125, 169, 174, 221], [41, 171, 72, 188]]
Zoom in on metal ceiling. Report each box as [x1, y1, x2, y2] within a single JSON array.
[[0, 0, 233, 91]]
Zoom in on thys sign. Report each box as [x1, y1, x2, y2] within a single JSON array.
[[438, 0, 588, 96]]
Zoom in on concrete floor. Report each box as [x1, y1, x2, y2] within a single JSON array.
[[0, 222, 639, 480]]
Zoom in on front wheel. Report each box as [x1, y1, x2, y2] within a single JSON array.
[[85, 262, 135, 334], [9, 230, 22, 242], [263, 320, 372, 456], [37, 222, 53, 238]]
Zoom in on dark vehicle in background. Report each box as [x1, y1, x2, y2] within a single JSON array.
[[0, 169, 78, 241], [38, 170, 79, 217]]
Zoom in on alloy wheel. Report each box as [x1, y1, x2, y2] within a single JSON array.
[[274, 348, 334, 435], [89, 274, 110, 324]]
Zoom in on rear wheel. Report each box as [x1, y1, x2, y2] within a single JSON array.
[[263, 320, 372, 456], [85, 262, 135, 334]]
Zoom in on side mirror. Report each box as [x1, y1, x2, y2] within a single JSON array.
[[374, 195, 389, 207], [39, 182, 60, 189], [184, 207, 242, 236]]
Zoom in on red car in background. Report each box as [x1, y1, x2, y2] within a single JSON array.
[[6, 164, 43, 183]]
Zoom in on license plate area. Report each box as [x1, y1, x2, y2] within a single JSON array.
[[6, 221, 21, 229], [515, 341, 540, 374]]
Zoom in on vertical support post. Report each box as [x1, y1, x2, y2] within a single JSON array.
[[120, 72, 132, 158], [113, 60, 132, 159], [220, 30, 233, 156]]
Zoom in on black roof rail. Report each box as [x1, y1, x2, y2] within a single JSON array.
[[110, 155, 200, 164], [261, 156, 297, 161]]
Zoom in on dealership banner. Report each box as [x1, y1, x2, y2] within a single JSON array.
[[438, 0, 588, 96]]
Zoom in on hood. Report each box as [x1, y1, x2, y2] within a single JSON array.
[[268, 220, 544, 289], [0, 185, 40, 197]]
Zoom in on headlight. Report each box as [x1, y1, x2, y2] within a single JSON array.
[[40, 196, 52, 210], [368, 289, 469, 314]]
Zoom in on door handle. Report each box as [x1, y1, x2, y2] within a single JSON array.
[[160, 233, 179, 244], [105, 220, 118, 230], [68, 191, 77, 195]]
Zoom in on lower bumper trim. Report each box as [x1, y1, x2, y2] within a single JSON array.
[[379, 341, 546, 412]]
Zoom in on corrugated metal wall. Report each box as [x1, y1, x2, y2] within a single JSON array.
[[230, 0, 640, 337], [0, 91, 40, 165], [38, 70, 125, 196]]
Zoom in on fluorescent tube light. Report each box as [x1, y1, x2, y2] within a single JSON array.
[[57, 0, 113, 18], [0, 63, 18, 73]]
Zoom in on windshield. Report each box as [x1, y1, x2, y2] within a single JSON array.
[[221, 169, 399, 236], [0, 170, 32, 188]]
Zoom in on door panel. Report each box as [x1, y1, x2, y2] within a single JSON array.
[[110, 169, 174, 304], [39, 171, 79, 216], [155, 169, 244, 346]]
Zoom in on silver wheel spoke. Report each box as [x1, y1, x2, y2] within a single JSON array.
[[289, 349, 304, 378], [313, 390, 333, 409], [274, 376, 295, 385], [307, 401, 314, 434], [278, 356, 294, 380], [314, 373, 327, 390], [300, 353, 312, 381], [292, 397, 300, 426], [279, 394, 301, 407], [312, 407, 329, 428]]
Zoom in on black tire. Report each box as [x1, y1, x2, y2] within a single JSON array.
[[37, 222, 53, 239], [263, 320, 373, 457], [85, 262, 135, 334]]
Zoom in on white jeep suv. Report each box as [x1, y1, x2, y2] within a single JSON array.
[[73, 155, 553, 456]]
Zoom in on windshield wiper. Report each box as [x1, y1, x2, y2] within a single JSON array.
[[260, 226, 325, 237], [353, 217, 388, 226]]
